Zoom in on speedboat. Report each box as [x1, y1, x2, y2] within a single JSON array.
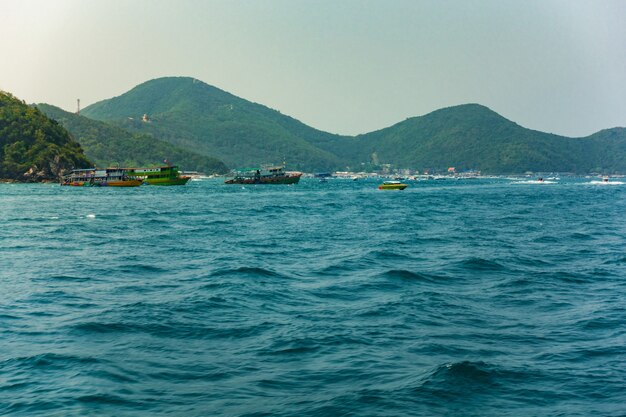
[[378, 180, 408, 190]]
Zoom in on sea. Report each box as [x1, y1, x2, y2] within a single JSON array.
[[1, 177, 625, 417]]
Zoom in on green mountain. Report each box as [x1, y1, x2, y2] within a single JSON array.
[[81, 77, 345, 172], [80, 77, 626, 174], [0, 91, 91, 181], [343, 104, 626, 174], [37, 104, 228, 174], [579, 128, 626, 173]]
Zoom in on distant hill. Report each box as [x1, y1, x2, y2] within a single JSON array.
[[579, 127, 626, 173], [343, 104, 626, 173], [37, 104, 228, 174], [341, 104, 580, 173], [80, 77, 626, 174], [0, 91, 91, 181], [81, 77, 345, 171]]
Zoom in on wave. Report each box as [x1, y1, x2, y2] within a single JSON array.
[[37, 274, 92, 282], [497, 269, 593, 290], [532, 235, 560, 244], [70, 318, 272, 340], [76, 393, 140, 407], [2, 353, 102, 371], [116, 263, 168, 274], [426, 361, 501, 385], [204, 219, 232, 226], [579, 315, 623, 331], [604, 255, 626, 265], [211, 266, 288, 279], [381, 269, 448, 284], [366, 250, 414, 261], [261, 338, 322, 356], [510, 255, 554, 268], [325, 361, 558, 415], [514, 180, 557, 184], [71, 321, 133, 334], [410, 361, 550, 403], [315, 259, 371, 277], [569, 232, 594, 240], [548, 271, 592, 284], [261, 333, 372, 358], [455, 257, 506, 272], [23, 290, 87, 305]]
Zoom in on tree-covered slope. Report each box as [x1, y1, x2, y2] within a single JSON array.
[[80, 77, 626, 174], [346, 104, 626, 174], [37, 104, 228, 174], [81, 77, 345, 171], [0, 91, 91, 181], [578, 128, 626, 173]]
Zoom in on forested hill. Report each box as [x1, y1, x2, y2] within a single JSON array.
[[37, 104, 228, 174], [81, 77, 626, 174], [0, 91, 91, 181], [340, 104, 581, 173], [345, 104, 626, 174], [81, 77, 345, 171]]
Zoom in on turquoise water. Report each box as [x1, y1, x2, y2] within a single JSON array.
[[1, 178, 625, 416]]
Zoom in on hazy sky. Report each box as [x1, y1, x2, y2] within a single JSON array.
[[1, 0, 625, 136]]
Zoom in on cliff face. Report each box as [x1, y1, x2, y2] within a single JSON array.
[[0, 91, 92, 182], [21, 153, 77, 182]]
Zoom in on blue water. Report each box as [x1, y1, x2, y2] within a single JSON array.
[[1, 177, 625, 416]]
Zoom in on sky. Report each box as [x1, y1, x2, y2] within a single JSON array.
[[1, 0, 625, 137]]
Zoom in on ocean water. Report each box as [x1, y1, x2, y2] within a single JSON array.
[[1, 177, 625, 416]]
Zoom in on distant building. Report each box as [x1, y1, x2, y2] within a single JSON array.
[[142, 113, 149, 122]]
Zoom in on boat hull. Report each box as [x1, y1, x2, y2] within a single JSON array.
[[378, 183, 408, 190], [105, 180, 143, 187], [62, 179, 143, 187], [143, 176, 191, 186], [225, 174, 301, 185], [62, 168, 144, 187]]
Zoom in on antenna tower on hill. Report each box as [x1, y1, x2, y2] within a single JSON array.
[[76, 99, 80, 115]]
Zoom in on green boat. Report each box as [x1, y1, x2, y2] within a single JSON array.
[[125, 165, 191, 186]]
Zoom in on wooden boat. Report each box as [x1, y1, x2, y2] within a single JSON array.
[[225, 165, 302, 184], [378, 180, 408, 190], [61, 168, 143, 187]]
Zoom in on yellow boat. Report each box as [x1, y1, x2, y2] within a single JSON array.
[[378, 180, 408, 190]]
